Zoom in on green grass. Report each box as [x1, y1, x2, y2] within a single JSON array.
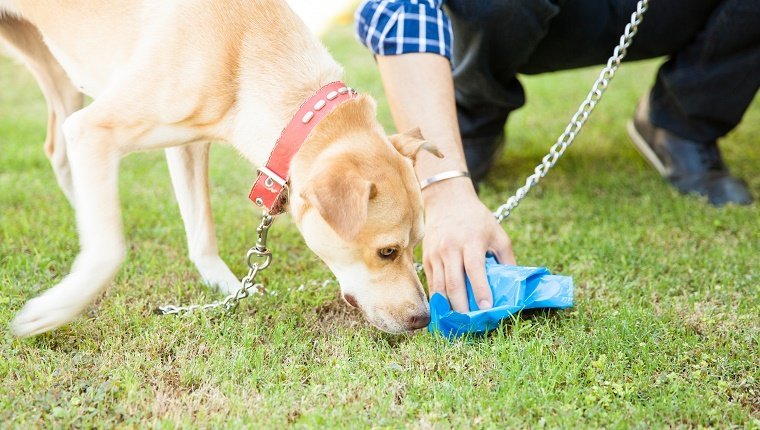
[[1, 24, 758, 428]]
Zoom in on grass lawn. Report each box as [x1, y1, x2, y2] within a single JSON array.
[[1, 24, 758, 428]]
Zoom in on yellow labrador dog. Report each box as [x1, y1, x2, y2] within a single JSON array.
[[0, 0, 436, 337]]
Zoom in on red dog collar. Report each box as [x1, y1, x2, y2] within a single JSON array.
[[249, 81, 357, 214]]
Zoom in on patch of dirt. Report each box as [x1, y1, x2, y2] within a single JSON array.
[[286, 409, 302, 424], [150, 383, 234, 420], [310, 293, 364, 331]]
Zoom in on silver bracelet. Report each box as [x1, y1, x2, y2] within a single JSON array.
[[419, 170, 471, 190]]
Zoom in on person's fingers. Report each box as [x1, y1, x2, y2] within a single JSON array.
[[463, 249, 491, 310], [492, 228, 516, 265], [443, 250, 469, 313], [426, 256, 446, 298], [422, 260, 432, 297]]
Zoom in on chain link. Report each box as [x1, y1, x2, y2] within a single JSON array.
[[156, 213, 274, 315], [158, 0, 648, 314], [493, 0, 649, 223]]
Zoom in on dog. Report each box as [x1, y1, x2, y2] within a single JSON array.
[[0, 0, 438, 337]]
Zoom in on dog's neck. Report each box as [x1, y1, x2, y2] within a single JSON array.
[[233, 93, 346, 170], [224, 0, 347, 168], [295, 96, 381, 163], [228, 73, 351, 173], [286, 94, 386, 214]]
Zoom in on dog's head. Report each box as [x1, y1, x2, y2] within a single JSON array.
[[289, 95, 440, 333]]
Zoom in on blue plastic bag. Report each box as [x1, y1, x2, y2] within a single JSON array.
[[428, 256, 573, 338]]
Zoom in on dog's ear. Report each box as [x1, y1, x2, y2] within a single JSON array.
[[390, 127, 444, 162], [301, 164, 375, 241]]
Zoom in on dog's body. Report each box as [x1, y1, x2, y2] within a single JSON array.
[[1, 0, 432, 337]]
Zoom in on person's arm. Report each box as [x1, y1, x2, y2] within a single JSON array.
[[355, 0, 516, 312], [378, 54, 515, 312]]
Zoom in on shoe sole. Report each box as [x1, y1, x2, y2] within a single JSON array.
[[626, 120, 667, 177]]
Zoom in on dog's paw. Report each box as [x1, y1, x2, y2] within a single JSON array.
[[193, 256, 240, 295], [11, 286, 89, 338]]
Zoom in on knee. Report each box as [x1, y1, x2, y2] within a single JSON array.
[[61, 110, 87, 147], [62, 110, 117, 158]]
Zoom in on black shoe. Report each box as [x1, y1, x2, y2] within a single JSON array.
[[627, 97, 753, 207]]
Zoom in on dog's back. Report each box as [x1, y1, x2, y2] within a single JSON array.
[[4, 0, 342, 158], [4, 0, 337, 96]]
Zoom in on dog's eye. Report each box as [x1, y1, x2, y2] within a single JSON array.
[[378, 247, 397, 259]]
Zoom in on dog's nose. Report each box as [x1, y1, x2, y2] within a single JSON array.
[[407, 312, 430, 330]]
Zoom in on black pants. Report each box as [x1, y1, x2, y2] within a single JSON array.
[[446, 0, 760, 156]]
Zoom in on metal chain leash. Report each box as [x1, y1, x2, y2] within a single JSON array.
[[156, 213, 274, 315], [493, 0, 649, 223], [158, 0, 648, 314]]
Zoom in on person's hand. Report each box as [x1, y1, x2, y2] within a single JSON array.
[[421, 178, 516, 312], [373, 53, 516, 309]]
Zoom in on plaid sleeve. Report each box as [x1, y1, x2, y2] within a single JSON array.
[[355, 0, 453, 60]]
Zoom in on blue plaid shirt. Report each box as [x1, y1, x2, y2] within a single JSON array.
[[355, 0, 453, 60]]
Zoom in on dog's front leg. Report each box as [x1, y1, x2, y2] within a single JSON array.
[[12, 105, 127, 338], [165, 143, 238, 294]]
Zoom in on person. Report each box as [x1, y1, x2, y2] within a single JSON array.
[[355, 0, 759, 313]]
